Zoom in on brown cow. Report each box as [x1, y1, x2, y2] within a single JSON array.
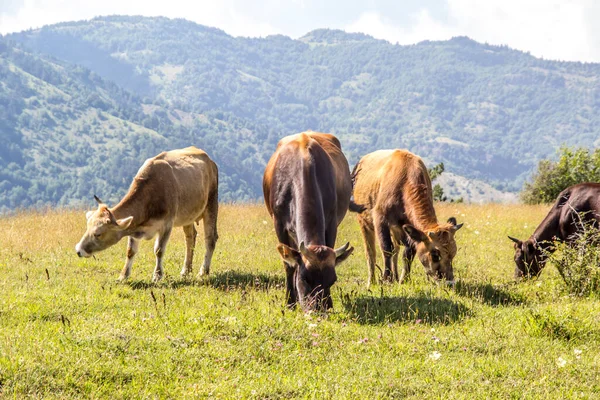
[[509, 182, 600, 278], [350, 149, 463, 286], [263, 131, 355, 310], [75, 147, 219, 282]]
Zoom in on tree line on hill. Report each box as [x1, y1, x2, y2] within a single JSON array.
[[3, 15, 600, 210]]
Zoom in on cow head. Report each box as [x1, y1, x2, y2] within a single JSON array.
[[75, 196, 133, 258], [277, 241, 354, 310], [402, 217, 463, 283], [508, 236, 545, 278]]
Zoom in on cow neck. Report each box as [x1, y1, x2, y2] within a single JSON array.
[[530, 207, 561, 248], [409, 209, 440, 233], [403, 187, 440, 233], [294, 166, 327, 247], [109, 188, 148, 233]]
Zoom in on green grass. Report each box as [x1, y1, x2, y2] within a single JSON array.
[[1, 204, 599, 398]]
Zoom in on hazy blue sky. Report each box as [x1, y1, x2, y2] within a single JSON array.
[[2, 0, 600, 62]]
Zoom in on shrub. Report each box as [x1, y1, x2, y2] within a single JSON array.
[[428, 162, 447, 202], [548, 215, 600, 296], [522, 147, 600, 204]]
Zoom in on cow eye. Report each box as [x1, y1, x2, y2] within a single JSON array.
[[431, 250, 441, 262], [94, 233, 101, 239]]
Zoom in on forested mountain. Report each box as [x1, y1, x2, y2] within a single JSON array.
[[0, 37, 272, 211], [3, 15, 600, 210]]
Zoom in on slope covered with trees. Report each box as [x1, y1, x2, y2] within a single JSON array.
[[0, 37, 272, 211], [10, 15, 600, 193]]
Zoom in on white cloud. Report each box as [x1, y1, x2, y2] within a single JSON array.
[[2, 0, 600, 62], [446, 0, 594, 62], [345, 9, 456, 44], [0, 0, 280, 37]]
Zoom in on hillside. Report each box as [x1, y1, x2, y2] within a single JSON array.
[[0, 37, 272, 211], [9, 15, 600, 193]]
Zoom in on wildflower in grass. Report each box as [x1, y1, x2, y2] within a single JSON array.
[[357, 337, 369, 344], [415, 319, 422, 324], [307, 323, 317, 329], [574, 349, 582, 359], [474, 230, 480, 235], [432, 336, 440, 343], [262, 220, 267, 225], [556, 357, 567, 368], [429, 351, 442, 361]]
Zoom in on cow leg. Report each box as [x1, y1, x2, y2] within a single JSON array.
[[284, 263, 297, 308], [118, 236, 139, 281], [199, 189, 219, 276], [152, 225, 172, 282], [399, 241, 416, 284], [391, 236, 400, 282], [274, 220, 297, 308], [391, 226, 415, 283], [374, 213, 394, 282], [181, 224, 197, 277], [358, 216, 377, 286]]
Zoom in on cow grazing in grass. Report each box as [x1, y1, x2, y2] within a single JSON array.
[[263, 132, 356, 310], [508, 183, 600, 278], [75, 147, 219, 282], [350, 149, 463, 286]]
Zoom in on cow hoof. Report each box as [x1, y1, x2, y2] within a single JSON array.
[[117, 275, 128, 283], [152, 274, 163, 283], [180, 269, 191, 278]]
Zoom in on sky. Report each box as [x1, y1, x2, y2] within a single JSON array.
[[2, 0, 600, 62]]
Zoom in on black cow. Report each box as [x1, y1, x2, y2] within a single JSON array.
[[263, 131, 355, 310], [508, 183, 600, 278]]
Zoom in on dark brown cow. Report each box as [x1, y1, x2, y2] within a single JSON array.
[[350, 149, 463, 286], [509, 183, 600, 278], [75, 147, 219, 282], [263, 131, 355, 310]]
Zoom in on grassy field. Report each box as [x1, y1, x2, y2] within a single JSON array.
[[1, 204, 599, 398]]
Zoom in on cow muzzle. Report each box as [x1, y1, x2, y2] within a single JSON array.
[[75, 243, 91, 258]]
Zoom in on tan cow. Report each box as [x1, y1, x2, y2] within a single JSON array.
[[75, 147, 219, 282], [350, 149, 462, 286]]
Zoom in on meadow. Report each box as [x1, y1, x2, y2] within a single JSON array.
[[0, 204, 599, 398]]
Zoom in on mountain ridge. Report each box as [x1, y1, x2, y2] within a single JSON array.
[[3, 15, 600, 209]]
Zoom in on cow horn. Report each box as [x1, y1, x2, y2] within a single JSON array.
[[335, 242, 350, 257], [299, 242, 310, 258], [94, 195, 104, 205], [508, 236, 522, 245]]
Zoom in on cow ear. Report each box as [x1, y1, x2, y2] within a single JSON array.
[[277, 244, 300, 267], [335, 243, 354, 266], [403, 224, 427, 243], [115, 216, 133, 230], [85, 210, 94, 220]]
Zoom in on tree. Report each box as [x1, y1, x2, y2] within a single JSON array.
[[428, 162, 447, 202], [521, 147, 600, 204]]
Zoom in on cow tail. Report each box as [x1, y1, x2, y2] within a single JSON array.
[[349, 200, 366, 213], [349, 161, 366, 213]]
